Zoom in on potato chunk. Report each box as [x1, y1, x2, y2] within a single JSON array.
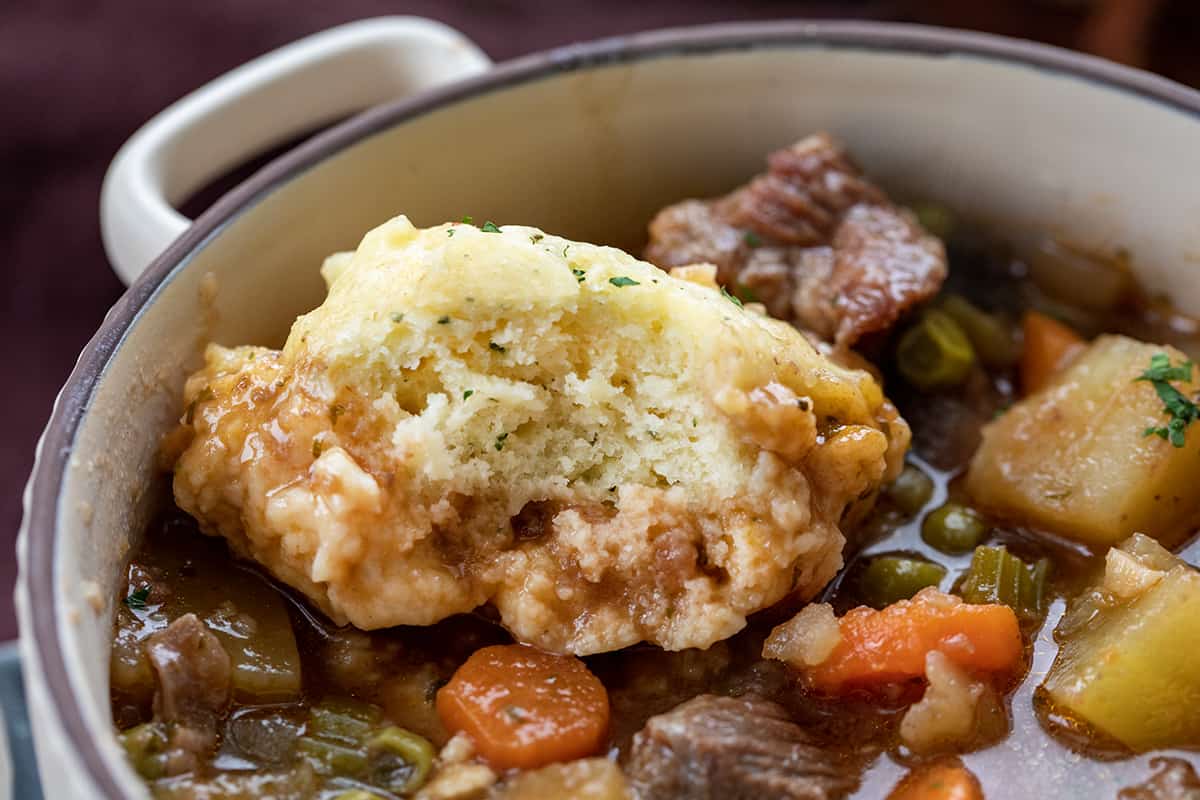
[[1042, 535, 1200, 751], [967, 336, 1200, 547]]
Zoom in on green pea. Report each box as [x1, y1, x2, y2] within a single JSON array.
[[937, 294, 1020, 368], [860, 556, 947, 608], [367, 726, 435, 794], [922, 502, 989, 554], [886, 464, 935, 516], [897, 310, 976, 391]]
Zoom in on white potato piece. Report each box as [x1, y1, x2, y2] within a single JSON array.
[[1043, 535, 1200, 751], [967, 335, 1200, 547]]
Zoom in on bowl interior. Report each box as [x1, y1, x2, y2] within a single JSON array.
[[28, 27, 1200, 798]]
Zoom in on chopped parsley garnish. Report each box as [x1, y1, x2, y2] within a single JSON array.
[[720, 286, 743, 307], [609, 276, 639, 287], [124, 588, 150, 610], [743, 230, 763, 248], [1136, 353, 1199, 448], [489, 341, 506, 353], [495, 432, 509, 451], [530, 233, 544, 244], [463, 389, 474, 400], [437, 316, 450, 324], [563, 245, 570, 258], [572, 268, 586, 282], [389, 312, 404, 323], [460, 215, 474, 225], [481, 221, 501, 233]]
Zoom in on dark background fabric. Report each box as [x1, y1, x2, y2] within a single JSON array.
[[2, 0, 1197, 640]]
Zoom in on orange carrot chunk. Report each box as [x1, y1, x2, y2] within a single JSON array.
[[887, 759, 985, 800], [1020, 310, 1085, 394], [435, 644, 609, 770], [807, 588, 1022, 694]]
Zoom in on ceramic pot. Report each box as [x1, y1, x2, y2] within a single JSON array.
[[18, 16, 1200, 798]]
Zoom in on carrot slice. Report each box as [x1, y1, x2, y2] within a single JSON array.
[[887, 760, 984, 800], [435, 644, 609, 770], [1020, 311, 1085, 394], [807, 588, 1022, 694]]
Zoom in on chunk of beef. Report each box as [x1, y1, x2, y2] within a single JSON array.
[[146, 613, 231, 774], [625, 694, 860, 800], [645, 133, 947, 347], [1119, 758, 1200, 800]]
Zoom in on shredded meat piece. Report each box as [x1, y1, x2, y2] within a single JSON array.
[[625, 694, 860, 800], [645, 133, 947, 347], [145, 613, 231, 774]]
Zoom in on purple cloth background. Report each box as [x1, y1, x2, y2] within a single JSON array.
[[2, 0, 1197, 640]]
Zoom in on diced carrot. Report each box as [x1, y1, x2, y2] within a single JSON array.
[[1020, 311, 1085, 394], [806, 588, 1022, 694], [435, 644, 609, 770], [887, 760, 984, 800]]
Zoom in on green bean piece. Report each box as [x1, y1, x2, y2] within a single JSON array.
[[960, 545, 1051, 620], [860, 556, 947, 608], [921, 503, 989, 554], [119, 721, 169, 780], [912, 202, 955, 240], [897, 310, 976, 391], [886, 464, 935, 516], [937, 294, 1021, 368], [297, 736, 369, 776], [367, 726, 436, 794]]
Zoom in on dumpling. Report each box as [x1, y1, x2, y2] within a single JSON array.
[[171, 216, 908, 654]]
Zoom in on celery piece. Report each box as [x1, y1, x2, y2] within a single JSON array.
[[309, 698, 381, 746], [960, 545, 1049, 621], [367, 726, 435, 793], [897, 310, 976, 391], [296, 736, 369, 776], [938, 294, 1020, 368]]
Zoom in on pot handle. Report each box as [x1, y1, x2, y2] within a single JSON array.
[[100, 16, 491, 285]]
